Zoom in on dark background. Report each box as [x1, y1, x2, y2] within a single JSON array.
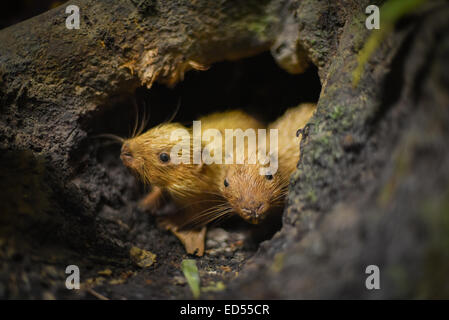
[[0, 1, 67, 30]]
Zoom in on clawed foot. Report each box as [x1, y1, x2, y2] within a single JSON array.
[[158, 214, 206, 256]]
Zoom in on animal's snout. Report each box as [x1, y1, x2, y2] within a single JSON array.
[[241, 202, 267, 219], [241, 208, 256, 216], [120, 142, 133, 164]]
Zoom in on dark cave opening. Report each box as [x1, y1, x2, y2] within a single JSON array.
[[77, 51, 322, 247], [136, 52, 321, 126], [82, 52, 321, 140]]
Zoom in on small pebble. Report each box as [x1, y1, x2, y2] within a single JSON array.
[[207, 228, 229, 243]]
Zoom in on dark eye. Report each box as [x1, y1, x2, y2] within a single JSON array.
[[159, 152, 170, 163], [265, 174, 273, 180], [224, 179, 229, 187]]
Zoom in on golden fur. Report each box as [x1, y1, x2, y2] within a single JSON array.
[[121, 110, 265, 227], [218, 103, 317, 224], [219, 159, 288, 224], [119, 106, 316, 252], [268, 103, 317, 182], [215, 116, 286, 224]]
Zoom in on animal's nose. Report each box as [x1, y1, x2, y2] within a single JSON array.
[[242, 203, 263, 216], [241, 208, 256, 217], [120, 143, 133, 163]]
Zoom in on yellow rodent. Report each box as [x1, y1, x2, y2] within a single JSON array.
[[268, 103, 317, 182], [120, 110, 263, 255], [218, 103, 317, 224]]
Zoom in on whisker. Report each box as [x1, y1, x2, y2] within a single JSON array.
[[164, 98, 181, 124], [273, 192, 288, 201], [136, 103, 147, 137], [209, 210, 233, 227], [140, 100, 151, 135], [185, 205, 230, 222], [212, 208, 233, 222], [195, 190, 225, 197], [184, 205, 231, 223], [176, 198, 227, 210], [185, 208, 232, 228], [131, 99, 140, 139], [92, 133, 125, 143]]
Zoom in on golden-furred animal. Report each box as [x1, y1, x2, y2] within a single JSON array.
[[219, 156, 288, 224], [120, 110, 264, 255], [218, 103, 316, 224], [268, 103, 317, 182]]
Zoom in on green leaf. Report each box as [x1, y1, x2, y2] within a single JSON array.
[[181, 259, 201, 299]]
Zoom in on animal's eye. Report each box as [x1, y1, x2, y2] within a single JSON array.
[[224, 179, 229, 187], [265, 174, 273, 180], [159, 152, 170, 163]]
